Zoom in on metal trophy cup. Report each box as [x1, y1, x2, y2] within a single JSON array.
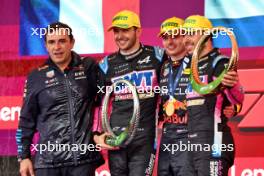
[[190, 26, 239, 94], [101, 79, 140, 147]]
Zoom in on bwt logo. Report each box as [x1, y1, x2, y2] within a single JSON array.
[[111, 70, 156, 88]]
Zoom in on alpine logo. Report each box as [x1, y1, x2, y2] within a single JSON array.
[[137, 56, 151, 64]]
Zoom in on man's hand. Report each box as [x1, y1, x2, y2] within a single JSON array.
[[222, 71, 239, 87], [20, 158, 35, 176], [93, 133, 118, 150], [223, 105, 236, 118]]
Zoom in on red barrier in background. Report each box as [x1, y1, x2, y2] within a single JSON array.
[[237, 69, 264, 129], [0, 96, 21, 129], [0, 69, 264, 176], [2, 69, 263, 130]]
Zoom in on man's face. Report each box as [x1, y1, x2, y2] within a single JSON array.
[[184, 31, 203, 55], [45, 29, 74, 66], [162, 34, 185, 57], [113, 27, 140, 52]]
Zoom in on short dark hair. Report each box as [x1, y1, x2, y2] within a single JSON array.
[[44, 22, 74, 42]]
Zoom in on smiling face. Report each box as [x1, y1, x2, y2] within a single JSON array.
[[113, 27, 141, 53], [45, 28, 74, 69], [183, 31, 203, 55], [162, 34, 185, 59]]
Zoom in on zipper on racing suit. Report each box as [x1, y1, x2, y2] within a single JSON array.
[[64, 73, 78, 166]]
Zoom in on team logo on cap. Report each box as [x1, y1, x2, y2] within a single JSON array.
[[162, 22, 179, 28], [113, 15, 128, 22], [185, 19, 196, 24]]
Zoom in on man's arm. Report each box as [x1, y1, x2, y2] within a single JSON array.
[[16, 73, 38, 176], [213, 57, 244, 104], [84, 58, 98, 99], [92, 62, 106, 133], [91, 57, 115, 150], [222, 71, 244, 104]]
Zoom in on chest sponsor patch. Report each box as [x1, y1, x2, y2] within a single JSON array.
[[74, 71, 86, 80], [187, 99, 205, 106], [46, 70, 55, 78], [111, 70, 158, 96]]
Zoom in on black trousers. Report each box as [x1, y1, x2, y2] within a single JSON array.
[[108, 133, 156, 176], [158, 124, 189, 176], [184, 132, 235, 176], [35, 163, 97, 176]]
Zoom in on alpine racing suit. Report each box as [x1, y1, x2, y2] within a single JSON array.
[[97, 44, 164, 176], [158, 56, 191, 176], [16, 52, 104, 172], [185, 48, 244, 176]]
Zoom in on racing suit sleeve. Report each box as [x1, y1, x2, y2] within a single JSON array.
[[83, 58, 102, 135], [213, 58, 244, 105], [92, 63, 107, 133], [16, 73, 38, 160]]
